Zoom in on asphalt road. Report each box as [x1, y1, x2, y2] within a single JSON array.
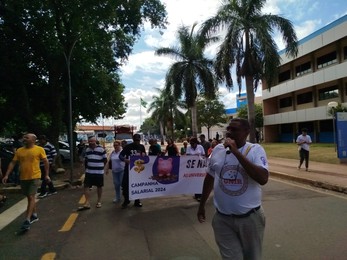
[[1, 177, 347, 260]]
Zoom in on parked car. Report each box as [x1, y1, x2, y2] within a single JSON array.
[[0, 142, 14, 174], [124, 139, 133, 145], [58, 141, 71, 161]]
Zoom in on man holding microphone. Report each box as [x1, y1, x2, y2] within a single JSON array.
[[197, 118, 269, 260]]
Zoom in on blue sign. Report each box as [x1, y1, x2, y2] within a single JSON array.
[[336, 112, 347, 159]]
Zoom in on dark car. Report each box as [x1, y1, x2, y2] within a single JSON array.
[[0, 142, 14, 174]]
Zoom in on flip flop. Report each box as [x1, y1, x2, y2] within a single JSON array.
[[96, 202, 102, 208], [77, 205, 91, 211]]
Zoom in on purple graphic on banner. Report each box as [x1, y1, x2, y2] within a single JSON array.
[[151, 156, 180, 184]]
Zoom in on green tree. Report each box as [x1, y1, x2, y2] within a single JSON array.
[[327, 103, 347, 117], [155, 23, 218, 137], [201, 0, 298, 142], [197, 97, 227, 139], [147, 88, 186, 143], [237, 103, 264, 128], [140, 117, 160, 137], [0, 0, 167, 145]]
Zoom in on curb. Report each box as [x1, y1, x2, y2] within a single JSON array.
[[0, 179, 82, 194], [270, 171, 347, 194]]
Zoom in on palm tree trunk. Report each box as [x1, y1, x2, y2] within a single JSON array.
[[171, 108, 175, 140], [159, 121, 165, 145], [191, 103, 198, 137], [246, 76, 256, 143]]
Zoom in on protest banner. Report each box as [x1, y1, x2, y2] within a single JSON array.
[[129, 155, 207, 200]]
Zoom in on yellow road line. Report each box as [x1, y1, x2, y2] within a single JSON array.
[[59, 213, 79, 232], [79, 195, 86, 204], [41, 252, 56, 260]]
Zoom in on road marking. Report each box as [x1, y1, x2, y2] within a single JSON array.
[[270, 177, 347, 200], [59, 213, 79, 232], [41, 252, 56, 260], [79, 195, 86, 204]]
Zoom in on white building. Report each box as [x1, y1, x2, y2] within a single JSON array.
[[262, 15, 347, 143]]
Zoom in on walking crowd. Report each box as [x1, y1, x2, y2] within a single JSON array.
[[1, 120, 271, 259]]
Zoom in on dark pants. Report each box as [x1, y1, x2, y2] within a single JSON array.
[[121, 169, 140, 205], [40, 166, 56, 194], [299, 149, 309, 169]]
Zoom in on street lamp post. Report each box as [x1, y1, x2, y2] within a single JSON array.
[[63, 38, 80, 183], [327, 101, 338, 152]]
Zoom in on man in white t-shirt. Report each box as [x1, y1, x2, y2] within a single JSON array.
[[187, 137, 205, 201], [296, 128, 312, 171], [197, 118, 269, 260]]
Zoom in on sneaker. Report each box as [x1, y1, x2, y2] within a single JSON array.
[[47, 191, 57, 196], [21, 220, 31, 230], [30, 215, 39, 224], [121, 200, 130, 209], [37, 192, 48, 199], [134, 201, 143, 208]]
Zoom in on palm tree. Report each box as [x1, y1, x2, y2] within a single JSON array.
[[147, 88, 186, 143], [155, 23, 218, 137], [201, 0, 298, 142]]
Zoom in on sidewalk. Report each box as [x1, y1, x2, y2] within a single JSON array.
[[268, 157, 347, 194]]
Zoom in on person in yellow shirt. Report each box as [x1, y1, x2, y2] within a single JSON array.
[[2, 133, 49, 231]]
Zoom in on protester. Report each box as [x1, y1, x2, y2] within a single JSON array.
[[164, 138, 179, 156], [180, 141, 188, 155], [186, 137, 205, 157], [119, 133, 146, 209], [77, 139, 87, 162], [0, 159, 7, 206], [78, 136, 107, 210], [215, 132, 220, 141], [186, 137, 205, 201], [199, 134, 211, 157], [148, 139, 161, 156], [106, 140, 125, 203], [296, 128, 312, 171], [9, 134, 22, 185], [207, 139, 218, 156], [197, 118, 269, 259], [2, 133, 49, 231], [121, 139, 128, 149], [37, 135, 57, 198]]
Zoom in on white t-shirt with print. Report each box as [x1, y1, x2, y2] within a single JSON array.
[[207, 143, 268, 215], [296, 134, 312, 151]]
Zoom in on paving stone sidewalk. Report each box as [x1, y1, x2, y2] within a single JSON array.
[[268, 157, 347, 194]]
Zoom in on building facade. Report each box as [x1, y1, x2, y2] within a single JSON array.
[[262, 15, 347, 143]]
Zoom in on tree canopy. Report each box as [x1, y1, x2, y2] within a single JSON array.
[[0, 0, 167, 143], [200, 0, 298, 142], [196, 97, 227, 139], [155, 23, 218, 137]]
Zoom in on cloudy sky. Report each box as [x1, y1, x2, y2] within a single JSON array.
[[106, 0, 347, 129]]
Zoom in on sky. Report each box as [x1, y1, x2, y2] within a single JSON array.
[[104, 0, 347, 130]]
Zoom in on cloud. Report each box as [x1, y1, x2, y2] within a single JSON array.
[[114, 0, 347, 130]]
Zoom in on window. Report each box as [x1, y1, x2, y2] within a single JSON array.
[[295, 62, 311, 77], [280, 123, 293, 133], [279, 97, 292, 108], [317, 51, 337, 69], [318, 86, 339, 100], [297, 92, 313, 105], [344, 46, 347, 60], [278, 70, 291, 83]]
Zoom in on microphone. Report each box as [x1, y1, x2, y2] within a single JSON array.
[[224, 132, 233, 154]]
